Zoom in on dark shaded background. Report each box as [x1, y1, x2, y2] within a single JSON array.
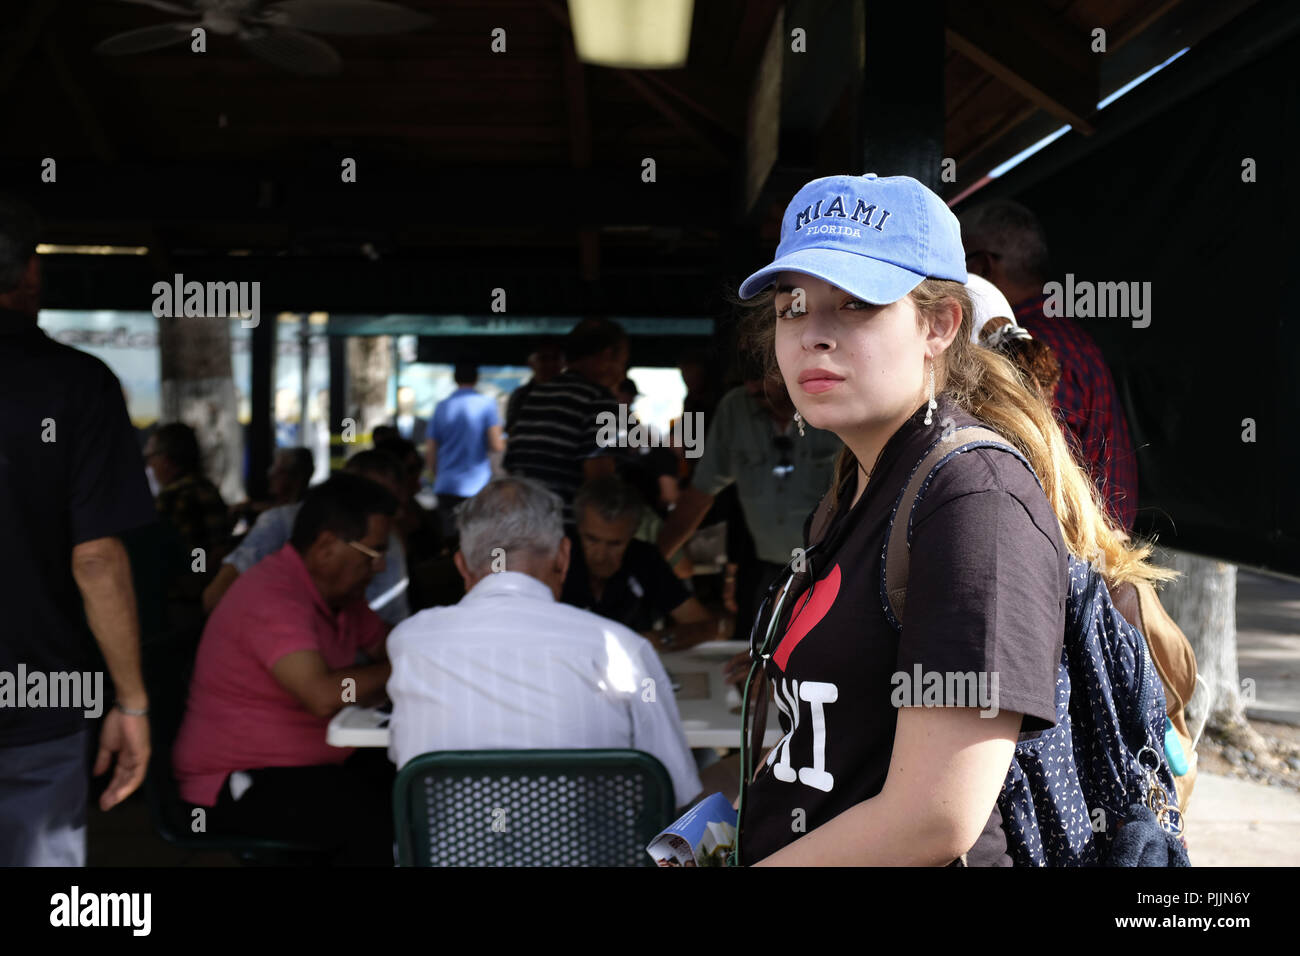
[[962, 21, 1300, 576]]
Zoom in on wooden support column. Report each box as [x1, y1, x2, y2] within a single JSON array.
[[857, 0, 946, 190]]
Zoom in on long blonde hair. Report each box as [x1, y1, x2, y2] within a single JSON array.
[[739, 278, 1174, 588]]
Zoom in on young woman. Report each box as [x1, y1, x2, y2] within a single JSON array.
[[732, 173, 1171, 866]]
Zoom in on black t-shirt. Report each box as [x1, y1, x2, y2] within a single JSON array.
[[0, 313, 157, 747], [617, 443, 680, 518], [739, 394, 1067, 865], [561, 533, 691, 632]]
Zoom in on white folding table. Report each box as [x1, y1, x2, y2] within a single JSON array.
[[326, 639, 782, 750]]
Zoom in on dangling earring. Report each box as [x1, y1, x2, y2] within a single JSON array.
[[923, 360, 937, 426], [793, 410, 806, 437]]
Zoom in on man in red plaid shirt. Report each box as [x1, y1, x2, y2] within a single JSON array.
[[960, 199, 1138, 531]]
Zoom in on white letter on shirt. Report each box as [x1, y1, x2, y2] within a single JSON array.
[[797, 681, 837, 792]]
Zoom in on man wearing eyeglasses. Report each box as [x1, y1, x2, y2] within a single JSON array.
[[202, 449, 412, 625], [658, 367, 842, 645], [172, 472, 399, 864]]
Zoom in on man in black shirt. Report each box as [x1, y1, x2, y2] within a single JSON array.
[[0, 197, 157, 865], [562, 477, 727, 649]]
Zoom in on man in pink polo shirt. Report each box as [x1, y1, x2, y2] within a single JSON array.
[[173, 472, 397, 863]]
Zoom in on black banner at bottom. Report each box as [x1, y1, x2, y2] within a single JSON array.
[[0, 865, 1273, 942]]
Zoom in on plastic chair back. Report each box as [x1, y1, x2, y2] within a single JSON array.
[[393, 749, 674, 867]]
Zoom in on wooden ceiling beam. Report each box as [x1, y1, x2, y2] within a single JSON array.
[[1109, 0, 1190, 51], [946, 0, 1099, 134], [36, 253, 733, 318], [0, 0, 62, 101], [608, 68, 729, 164], [946, 0, 1268, 195], [541, 0, 729, 165], [635, 69, 738, 139], [1, 160, 730, 230]]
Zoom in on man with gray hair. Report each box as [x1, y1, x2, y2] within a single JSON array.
[[959, 198, 1138, 530], [563, 476, 724, 648], [385, 476, 703, 810]]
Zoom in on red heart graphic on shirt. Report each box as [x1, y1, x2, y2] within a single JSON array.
[[772, 563, 841, 671]]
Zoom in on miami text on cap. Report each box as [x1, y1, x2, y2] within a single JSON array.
[[738, 173, 967, 305]]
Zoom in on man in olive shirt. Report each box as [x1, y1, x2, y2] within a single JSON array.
[[658, 371, 841, 641]]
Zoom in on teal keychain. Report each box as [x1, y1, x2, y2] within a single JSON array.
[[1163, 716, 1189, 776]]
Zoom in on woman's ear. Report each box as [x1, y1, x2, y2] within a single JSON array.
[[925, 298, 963, 356]]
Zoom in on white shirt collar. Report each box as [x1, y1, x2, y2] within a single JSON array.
[[462, 570, 556, 604]]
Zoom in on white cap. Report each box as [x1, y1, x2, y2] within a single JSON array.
[[965, 272, 1030, 347]]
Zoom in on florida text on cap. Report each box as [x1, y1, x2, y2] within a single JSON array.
[[738, 173, 967, 305]]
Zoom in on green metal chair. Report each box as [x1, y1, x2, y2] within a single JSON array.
[[393, 750, 675, 867]]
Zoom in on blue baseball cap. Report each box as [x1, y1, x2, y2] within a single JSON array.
[[738, 173, 967, 303]]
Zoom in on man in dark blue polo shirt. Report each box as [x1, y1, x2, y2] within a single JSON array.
[[562, 477, 726, 650], [0, 197, 157, 865]]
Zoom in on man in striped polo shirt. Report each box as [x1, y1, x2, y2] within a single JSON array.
[[503, 318, 629, 525]]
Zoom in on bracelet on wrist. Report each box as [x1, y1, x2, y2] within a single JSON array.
[[115, 702, 149, 717]]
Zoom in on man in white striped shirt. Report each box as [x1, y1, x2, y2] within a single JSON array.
[[386, 477, 703, 810]]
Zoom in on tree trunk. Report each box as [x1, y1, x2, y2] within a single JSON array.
[[1149, 547, 1279, 764], [158, 314, 243, 504], [1152, 548, 1238, 729], [345, 335, 391, 449]]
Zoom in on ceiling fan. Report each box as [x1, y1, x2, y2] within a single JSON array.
[[96, 0, 433, 75]]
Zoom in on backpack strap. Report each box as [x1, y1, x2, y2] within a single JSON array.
[[805, 477, 847, 548], [1110, 582, 1144, 638], [882, 426, 1039, 629]]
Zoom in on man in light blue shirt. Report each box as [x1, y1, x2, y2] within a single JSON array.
[[202, 451, 411, 625], [426, 363, 505, 537]]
